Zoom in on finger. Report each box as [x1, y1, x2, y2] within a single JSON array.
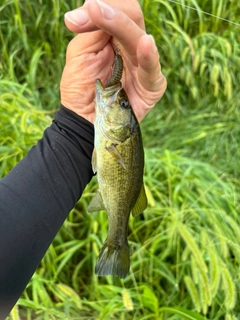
[[64, 7, 97, 34], [66, 31, 111, 59], [64, 0, 145, 34], [63, 32, 115, 87], [137, 34, 167, 95], [87, 0, 146, 63], [64, 1, 103, 34]]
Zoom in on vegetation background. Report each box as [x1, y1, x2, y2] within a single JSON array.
[[1, 0, 240, 319]]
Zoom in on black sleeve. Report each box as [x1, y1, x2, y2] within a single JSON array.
[[0, 105, 94, 319]]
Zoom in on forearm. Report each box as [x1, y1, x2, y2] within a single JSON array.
[[0, 105, 94, 318]]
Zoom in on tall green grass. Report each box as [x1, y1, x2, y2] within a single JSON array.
[[1, 0, 240, 319]]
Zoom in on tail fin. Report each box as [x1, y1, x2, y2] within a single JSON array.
[[95, 241, 130, 278]]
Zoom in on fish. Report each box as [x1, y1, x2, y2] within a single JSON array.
[[87, 50, 148, 278]]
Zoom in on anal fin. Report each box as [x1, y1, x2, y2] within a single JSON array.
[[87, 191, 105, 213]]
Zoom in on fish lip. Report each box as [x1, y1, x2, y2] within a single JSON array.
[[104, 82, 122, 92], [97, 82, 123, 112], [104, 83, 122, 107]]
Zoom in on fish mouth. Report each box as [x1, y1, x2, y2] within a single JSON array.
[[104, 82, 122, 92], [104, 83, 122, 108], [95, 80, 126, 143], [95, 79, 123, 111]]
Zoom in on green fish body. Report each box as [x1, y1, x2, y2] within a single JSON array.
[[88, 57, 147, 278]]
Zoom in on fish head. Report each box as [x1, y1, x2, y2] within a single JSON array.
[[95, 79, 138, 143]]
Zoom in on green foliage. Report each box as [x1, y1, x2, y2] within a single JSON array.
[[159, 306, 209, 320], [1, 0, 240, 319], [0, 80, 52, 177]]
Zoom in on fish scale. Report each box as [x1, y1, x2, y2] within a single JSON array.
[[101, 134, 143, 244], [87, 50, 148, 278]]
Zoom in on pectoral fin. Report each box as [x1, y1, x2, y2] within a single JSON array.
[[87, 191, 105, 213], [92, 148, 97, 174], [132, 184, 148, 217], [105, 144, 126, 169]]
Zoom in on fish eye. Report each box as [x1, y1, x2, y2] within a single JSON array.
[[120, 99, 129, 108]]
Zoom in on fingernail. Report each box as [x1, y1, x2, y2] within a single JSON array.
[[149, 35, 158, 54], [96, 0, 115, 20], [64, 9, 89, 26]]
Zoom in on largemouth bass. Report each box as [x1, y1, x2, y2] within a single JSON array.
[[88, 51, 148, 278]]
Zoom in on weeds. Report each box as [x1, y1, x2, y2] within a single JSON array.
[[1, 0, 240, 319]]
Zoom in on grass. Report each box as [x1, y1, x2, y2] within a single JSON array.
[[1, 0, 240, 319]]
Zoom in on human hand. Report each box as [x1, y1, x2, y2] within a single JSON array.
[[60, 0, 167, 123]]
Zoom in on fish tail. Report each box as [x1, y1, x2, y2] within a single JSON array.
[[95, 240, 130, 278]]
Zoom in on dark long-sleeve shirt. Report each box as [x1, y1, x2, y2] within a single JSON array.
[[0, 105, 94, 319]]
